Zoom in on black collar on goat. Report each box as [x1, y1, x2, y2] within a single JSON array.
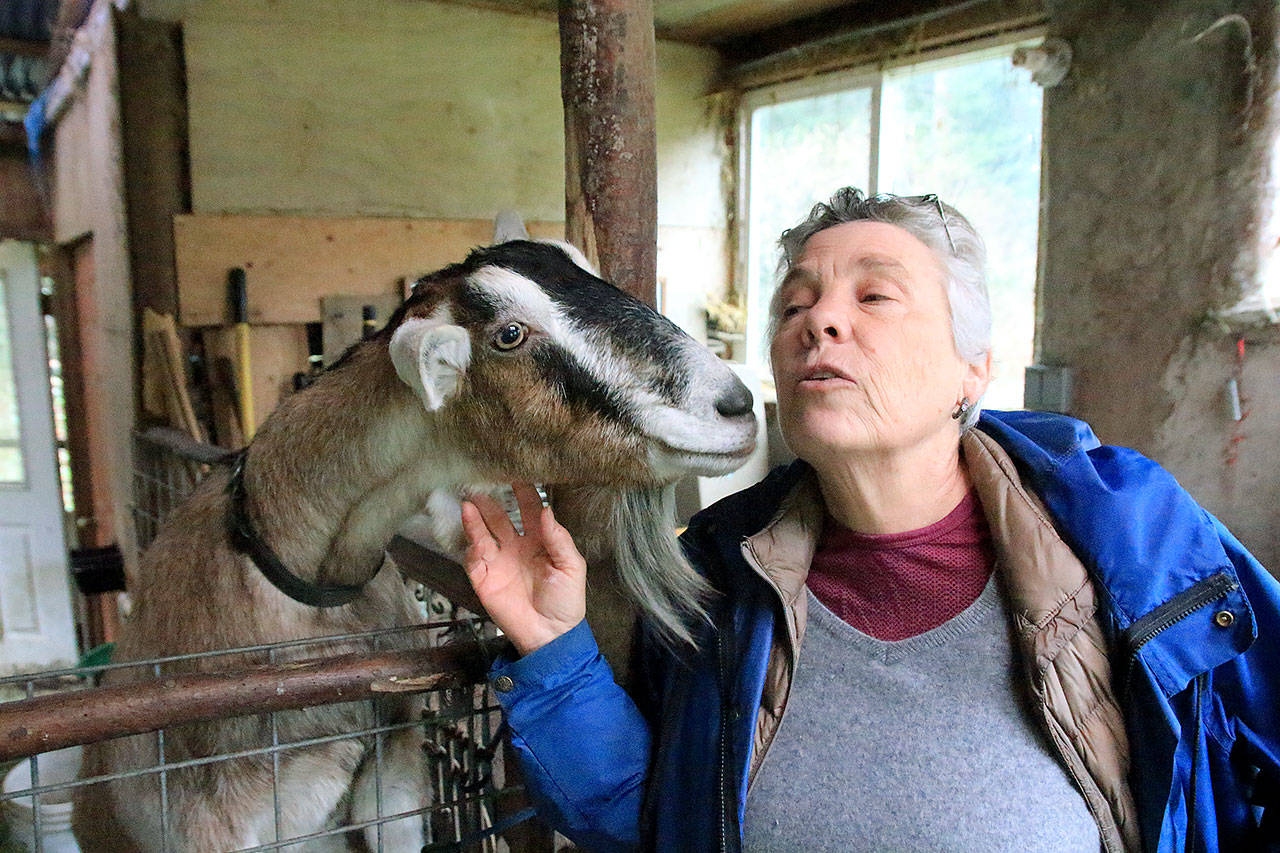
[[227, 450, 374, 607]]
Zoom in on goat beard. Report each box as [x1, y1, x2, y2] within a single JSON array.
[[553, 484, 711, 650]]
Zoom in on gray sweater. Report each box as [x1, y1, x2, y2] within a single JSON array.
[[743, 577, 1101, 852]]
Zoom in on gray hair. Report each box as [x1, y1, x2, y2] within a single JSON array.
[[770, 187, 992, 429], [612, 485, 710, 648]]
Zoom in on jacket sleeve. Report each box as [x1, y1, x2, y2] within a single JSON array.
[[489, 618, 650, 852], [1211, 516, 1280, 841]]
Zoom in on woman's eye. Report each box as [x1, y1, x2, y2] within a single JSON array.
[[861, 292, 891, 303], [782, 305, 803, 318], [493, 322, 528, 350]]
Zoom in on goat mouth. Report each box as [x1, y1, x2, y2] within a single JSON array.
[[649, 435, 756, 474]]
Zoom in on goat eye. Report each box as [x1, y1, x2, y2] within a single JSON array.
[[493, 322, 527, 351]]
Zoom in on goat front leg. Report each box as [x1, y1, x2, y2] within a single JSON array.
[[351, 726, 432, 851]]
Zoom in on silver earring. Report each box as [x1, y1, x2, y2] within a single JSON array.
[[952, 397, 972, 420]]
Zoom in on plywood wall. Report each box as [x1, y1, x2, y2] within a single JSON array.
[[153, 0, 732, 424], [176, 0, 727, 230]]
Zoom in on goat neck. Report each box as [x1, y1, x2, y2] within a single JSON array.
[[241, 340, 471, 589]]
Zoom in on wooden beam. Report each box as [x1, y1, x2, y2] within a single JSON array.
[[44, 242, 120, 648], [657, 0, 869, 44], [717, 0, 1047, 89], [0, 36, 49, 59], [0, 640, 502, 761], [0, 152, 50, 242], [558, 0, 659, 306], [117, 12, 189, 321], [46, 242, 103, 548]]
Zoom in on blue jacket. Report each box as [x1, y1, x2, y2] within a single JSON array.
[[490, 411, 1280, 851]]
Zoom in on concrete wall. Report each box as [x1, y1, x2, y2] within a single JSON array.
[[140, 0, 731, 336], [1041, 0, 1280, 569]]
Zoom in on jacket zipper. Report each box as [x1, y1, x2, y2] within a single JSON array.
[[1185, 672, 1206, 853], [1123, 571, 1238, 677]]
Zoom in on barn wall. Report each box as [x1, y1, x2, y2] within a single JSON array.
[[1041, 0, 1280, 569], [141, 0, 730, 337]]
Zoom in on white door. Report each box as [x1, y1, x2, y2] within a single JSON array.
[[0, 240, 77, 674]]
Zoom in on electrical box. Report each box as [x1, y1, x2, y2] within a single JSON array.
[[1024, 365, 1074, 414]]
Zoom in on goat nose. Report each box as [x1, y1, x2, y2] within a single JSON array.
[[715, 381, 754, 418]]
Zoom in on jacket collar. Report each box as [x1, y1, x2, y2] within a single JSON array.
[[739, 467, 823, 653]]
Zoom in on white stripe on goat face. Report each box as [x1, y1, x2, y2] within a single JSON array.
[[465, 265, 646, 406]]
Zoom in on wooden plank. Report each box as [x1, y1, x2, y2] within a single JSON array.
[[174, 215, 564, 326], [321, 294, 404, 366], [202, 325, 310, 433], [141, 309, 205, 442]]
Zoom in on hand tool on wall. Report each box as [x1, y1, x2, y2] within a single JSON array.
[[227, 267, 256, 439]]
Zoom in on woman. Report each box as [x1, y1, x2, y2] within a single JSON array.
[[459, 189, 1280, 852]]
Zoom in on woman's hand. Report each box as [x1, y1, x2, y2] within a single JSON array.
[[460, 483, 587, 657]]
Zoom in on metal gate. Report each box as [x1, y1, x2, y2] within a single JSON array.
[[0, 428, 550, 852]]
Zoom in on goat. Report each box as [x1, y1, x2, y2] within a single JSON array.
[[72, 239, 757, 852]]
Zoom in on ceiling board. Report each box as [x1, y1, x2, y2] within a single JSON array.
[[425, 0, 872, 44], [655, 0, 865, 42]]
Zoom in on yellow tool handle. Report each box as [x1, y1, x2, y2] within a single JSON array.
[[235, 322, 255, 439]]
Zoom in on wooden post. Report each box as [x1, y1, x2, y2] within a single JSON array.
[[558, 0, 659, 307]]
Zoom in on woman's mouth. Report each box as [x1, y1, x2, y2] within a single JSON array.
[[796, 366, 856, 388]]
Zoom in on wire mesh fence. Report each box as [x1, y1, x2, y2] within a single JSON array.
[[0, 428, 547, 853]]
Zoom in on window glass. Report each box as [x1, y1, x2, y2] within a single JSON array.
[[746, 87, 872, 363], [0, 273, 26, 483], [879, 47, 1043, 409]]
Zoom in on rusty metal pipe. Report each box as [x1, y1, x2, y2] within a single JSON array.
[[0, 639, 503, 762]]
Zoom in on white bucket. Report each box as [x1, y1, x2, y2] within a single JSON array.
[[2, 746, 82, 853]]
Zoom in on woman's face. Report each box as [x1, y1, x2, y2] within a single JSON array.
[[769, 220, 989, 463]]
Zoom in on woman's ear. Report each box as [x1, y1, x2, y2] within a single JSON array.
[[962, 351, 993, 404]]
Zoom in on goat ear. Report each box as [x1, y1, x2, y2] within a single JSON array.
[[493, 210, 529, 243], [389, 317, 472, 411]]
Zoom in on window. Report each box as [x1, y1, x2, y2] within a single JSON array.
[[741, 40, 1044, 409]]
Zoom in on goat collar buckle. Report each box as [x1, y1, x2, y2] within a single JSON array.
[[227, 451, 372, 608]]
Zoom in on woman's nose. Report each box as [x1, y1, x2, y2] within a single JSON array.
[[803, 299, 851, 345]]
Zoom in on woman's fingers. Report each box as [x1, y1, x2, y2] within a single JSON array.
[[511, 482, 545, 536], [459, 501, 498, 579], [539, 503, 585, 572], [467, 492, 517, 543], [459, 501, 493, 550]]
